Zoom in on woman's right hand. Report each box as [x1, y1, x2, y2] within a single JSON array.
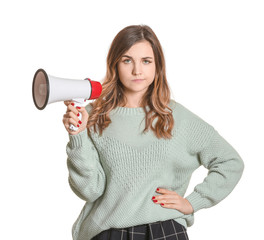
[[62, 101, 89, 135]]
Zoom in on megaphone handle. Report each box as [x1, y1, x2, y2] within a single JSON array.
[[69, 98, 87, 132]]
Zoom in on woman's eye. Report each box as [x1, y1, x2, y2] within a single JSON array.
[[124, 59, 131, 63], [143, 60, 151, 64]]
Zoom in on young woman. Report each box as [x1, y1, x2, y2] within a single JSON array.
[[63, 25, 244, 240]]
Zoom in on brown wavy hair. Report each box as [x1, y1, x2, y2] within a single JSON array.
[[87, 24, 174, 139]]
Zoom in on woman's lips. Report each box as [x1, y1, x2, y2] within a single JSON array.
[[132, 79, 144, 82]]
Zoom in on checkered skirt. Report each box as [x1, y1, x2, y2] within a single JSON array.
[[91, 219, 189, 240]]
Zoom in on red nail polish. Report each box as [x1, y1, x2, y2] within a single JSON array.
[[77, 124, 80, 127], [71, 103, 75, 106], [161, 203, 164, 206], [77, 113, 80, 117], [76, 106, 81, 109], [156, 188, 159, 191], [152, 196, 155, 200], [153, 200, 158, 203], [78, 120, 82, 124]]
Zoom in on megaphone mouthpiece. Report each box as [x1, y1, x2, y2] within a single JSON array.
[[85, 78, 102, 100]]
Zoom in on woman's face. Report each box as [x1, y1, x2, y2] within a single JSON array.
[[117, 40, 156, 97]]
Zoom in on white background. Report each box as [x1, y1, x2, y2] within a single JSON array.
[[1, 0, 263, 239]]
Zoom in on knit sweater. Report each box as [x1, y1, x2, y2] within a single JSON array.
[[66, 99, 244, 240]]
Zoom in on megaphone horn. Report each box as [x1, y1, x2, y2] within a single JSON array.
[[32, 68, 102, 131]]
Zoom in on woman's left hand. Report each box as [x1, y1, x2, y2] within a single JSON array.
[[152, 188, 194, 215]]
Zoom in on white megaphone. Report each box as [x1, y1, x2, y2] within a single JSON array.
[[32, 68, 102, 131]]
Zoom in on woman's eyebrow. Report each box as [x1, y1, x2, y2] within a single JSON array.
[[122, 55, 153, 59]]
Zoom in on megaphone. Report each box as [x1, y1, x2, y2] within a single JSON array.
[[32, 68, 102, 131]]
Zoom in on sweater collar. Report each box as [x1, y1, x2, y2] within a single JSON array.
[[109, 99, 175, 116], [110, 105, 150, 116]]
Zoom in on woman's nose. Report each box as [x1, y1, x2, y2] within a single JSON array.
[[132, 62, 142, 75]]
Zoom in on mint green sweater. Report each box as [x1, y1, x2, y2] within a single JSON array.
[[66, 99, 244, 240]]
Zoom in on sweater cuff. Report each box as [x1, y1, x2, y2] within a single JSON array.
[[185, 191, 208, 213], [68, 129, 90, 148]]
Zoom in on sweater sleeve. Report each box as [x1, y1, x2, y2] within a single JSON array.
[[66, 129, 106, 202], [184, 120, 245, 213]]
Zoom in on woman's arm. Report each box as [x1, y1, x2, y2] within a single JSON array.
[[184, 120, 245, 213], [66, 128, 106, 203]]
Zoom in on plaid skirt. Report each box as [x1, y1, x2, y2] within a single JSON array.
[[91, 219, 189, 240]]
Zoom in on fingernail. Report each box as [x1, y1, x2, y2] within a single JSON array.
[[71, 103, 75, 106], [156, 188, 159, 191], [152, 196, 155, 200], [76, 106, 81, 109], [161, 203, 164, 206], [77, 113, 80, 117], [78, 120, 82, 124], [77, 124, 80, 127], [153, 200, 158, 203]]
